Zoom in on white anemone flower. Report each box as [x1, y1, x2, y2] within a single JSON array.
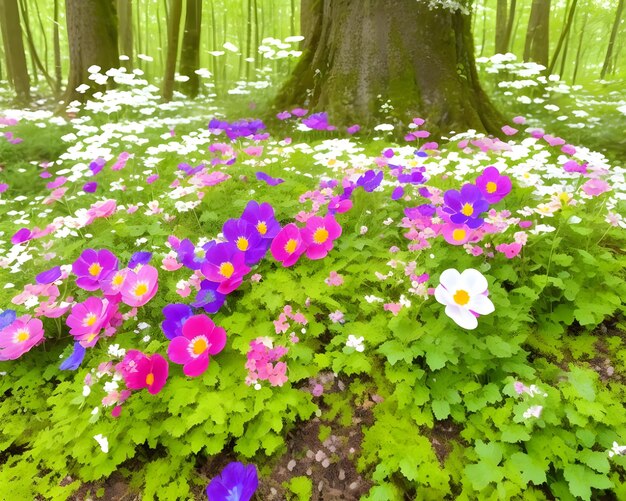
[[434, 269, 494, 330]]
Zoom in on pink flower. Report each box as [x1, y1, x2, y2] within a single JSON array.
[[0, 315, 44, 360], [441, 223, 473, 246], [121, 265, 158, 307], [250, 273, 262, 283], [301, 214, 342, 260], [495, 242, 522, 259], [122, 351, 169, 395], [329, 310, 344, 324], [201, 243, 250, 295], [66, 296, 109, 346], [582, 179, 610, 197], [501, 125, 518, 136], [270, 223, 306, 267], [512, 116, 526, 124], [167, 315, 227, 377], [384, 303, 402, 316], [162, 254, 183, 271], [325, 271, 344, 286]]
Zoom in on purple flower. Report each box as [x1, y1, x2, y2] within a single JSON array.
[[391, 186, 404, 200], [255, 171, 284, 186], [0, 309, 16, 330], [36, 266, 62, 284], [206, 462, 258, 501], [276, 111, 292, 120], [222, 218, 267, 266], [442, 184, 489, 229], [83, 182, 98, 193], [302, 112, 336, 131], [475, 166, 512, 204], [72, 249, 119, 291], [89, 158, 106, 175], [0, 183, 8, 193], [241, 201, 280, 240], [346, 124, 360, 135], [11, 227, 32, 245], [415, 150, 429, 158], [161, 303, 193, 340], [146, 174, 159, 184], [128, 251, 152, 269], [356, 170, 383, 192], [59, 342, 86, 370], [398, 167, 427, 185], [177, 239, 216, 271], [178, 162, 205, 176], [193, 280, 226, 314], [291, 108, 308, 117]]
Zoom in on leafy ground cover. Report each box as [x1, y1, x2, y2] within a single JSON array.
[[1, 64, 626, 500]]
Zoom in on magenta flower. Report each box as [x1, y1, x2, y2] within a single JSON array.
[[441, 223, 473, 246], [11, 227, 32, 245], [120, 265, 159, 307], [72, 249, 119, 291], [66, 296, 109, 347], [201, 243, 250, 295], [475, 167, 512, 204], [122, 351, 169, 395], [0, 315, 44, 360], [167, 315, 227, 377], [301, 214, 342, 260], [100, 268, 129, 297], [270, 223, 306, 267]]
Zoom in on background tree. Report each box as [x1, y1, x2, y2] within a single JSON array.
[[600, 0, 624, 79], [548, 0, 578, 75], [0, 0, 31, 103], [64, 0, 119, 103], [162, 0, 182, 101], [523, 0, 551, 67], [118, 0, 133, 70], [276, 0, 503, 135], [179, 0, 202, 97]]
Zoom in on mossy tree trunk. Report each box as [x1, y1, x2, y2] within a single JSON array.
[[179, 0, 202, 97], [64, 0, 119, 103], [523, 0, 551, 67], [0, 0, 31, 103], [275, 0, 503, 136]]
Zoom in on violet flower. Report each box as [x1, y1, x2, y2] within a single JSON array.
[[206, 462, 258, 501]]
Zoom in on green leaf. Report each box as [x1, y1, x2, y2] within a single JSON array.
[[578, 450, 610, 473], [509, 452, 547, 485], [464, 462, 504, 491], [431, 400, 450, 420], [563, 464, 613, 500], [286, 476, 312, 501]]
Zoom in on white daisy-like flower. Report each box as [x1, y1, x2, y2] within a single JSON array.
[[608, 442, 626, 458], [93, 434, 109, 453], [346, 335, 365, 352], [434, 269, 494, 330]]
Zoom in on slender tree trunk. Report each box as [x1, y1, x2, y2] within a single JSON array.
[[524, 0, 551, 67], [19, 0, 55, 90], [0, 0, 31, 103], [495, 0, 508, 54], [276, 0, 503, 136], [479, 0, 487, 56], [179, 0, 202, 97], [162, 0, 183, 101], [504, 0, 516, 52], [32, 0, 49, 75], [246, 0, 253, 80], [601, 0, 624, 79], [53, 0, 62, 95], [118, 0, 133, 69], [572, 7, 588, 84], [64, 0, 119, 103], [548, 0, 577, 75]]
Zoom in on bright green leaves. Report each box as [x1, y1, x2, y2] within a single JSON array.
[[563, 464, 613, 501]]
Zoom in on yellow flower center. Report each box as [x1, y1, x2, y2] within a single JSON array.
[[236, 237, 249, 251], [453, 289, 470, 306], [16, 330, 29, 342], [452, 229, 466, 241], [112, 273, 125, 286], [134, 283, 148, 297], [284, 239, 298, 254], [88, 263, 102, 276], [192, 337, 208, 355], [256, 221, 267, 235], [313, 227, 329, 244], [195, 248, 206, 259], [83, 313, 98, 327], [219, 262, 234, 278], [328, 159, 336, 166], [486, 181, 497, 194], [145, 373, 155, 386], [461, 203, 474, 217]]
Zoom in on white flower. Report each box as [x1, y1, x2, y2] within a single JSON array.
[[523, 405, 543, 419], [346, 335, 365, 352], [93, 434, 109, 453], [82, 385, 91, 397], [434, 269, 494, 330], [608, 442, 626, 458], [364, 295, 384, 304], [107, 344, 126, 358]]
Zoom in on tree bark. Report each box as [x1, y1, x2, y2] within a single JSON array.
[[495, 0, 508, 54], [64, 0, 119, 103], [572, 7, 588, 85], [53, 0, 62, 95], [0, 0, 31, 103], [601, 0, 624, 79], [523, 0, 551, 68], [548, 0, 577, 75], [19, 0, 56, 91], [275, 0, 503, 136], [179, 0, 202, 97], [504, 0, 516, 52], [162, 0, 183, 101], [117, 0, 133, 69]]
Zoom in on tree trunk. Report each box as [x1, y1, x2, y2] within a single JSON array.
[[64, 0, 119, 103], [117, 0, 133, 69], [179, 0, 202, 97], [162, 0, 183, 101], [572, 7, 588, 84], [495, 0, 508, 54], [53, 0, 62, 95], [275, 0, 503, 136], [601, 0, 624, 79], [548, 0, 577, 75], [0, 0, 31, 103], [19, 0, 56, 91], [504, 0, 516, 52], [524, 0, 551, 68]]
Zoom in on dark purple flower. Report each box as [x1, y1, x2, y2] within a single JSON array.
[[222, 218, 267, 265], [177, 239, 216, 271], [178, 162, 205, 176], [11, 227, 32, 245], [146, 174, 159, 184], [128, 251, 152, 269], [442, 184, 489, 229], [193, 280, 226, 314], [391, 186, 404, 200], [356, 170, 383, 192], [83, 182, 98, 193], [36, 266, 62, 284], [59, 342, 86, 370], [302, 112, 335, 131], [0, 309, 16, 330], [475, 166, 511, 204], [161, 303, 193, 340], [319, 179, 338, 190], [255, 171, 284, 186], [72, 249, 119, 291], [415, 150, 429, 158], [241, 201, 280, 240], [418, 187, 432, 198], [206, 462, 258, 501], [397, 167, 426, 185], [89, 158, 106, 176]]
